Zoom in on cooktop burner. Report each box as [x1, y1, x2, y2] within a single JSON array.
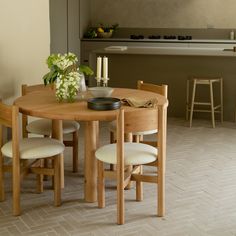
[[130, 34, 192, 40], [130, 34, 145, 40], [177, 35, 192, 40], [148, 35, 161, 39], [163, 35, 177, 40]]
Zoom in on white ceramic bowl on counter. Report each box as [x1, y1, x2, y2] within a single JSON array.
[[88, 87, 114, 97]]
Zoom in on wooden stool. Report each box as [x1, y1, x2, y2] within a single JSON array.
[[186, 77, 223, 128]]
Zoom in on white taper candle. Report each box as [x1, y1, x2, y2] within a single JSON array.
[[96, 56, 102, 78], [103, 56, 108, 79]]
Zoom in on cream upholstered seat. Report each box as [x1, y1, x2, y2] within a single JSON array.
[[22, 84, 80, 172], [0, 101, 64, 216], [2, 137, 64, 160], [96, 142, 157, 165], [96, 107, 167, 225], [26, 119, 80, 136]]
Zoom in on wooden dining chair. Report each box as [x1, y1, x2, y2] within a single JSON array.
[[108, 81, 168, 174], [96, 107, 167, 224], [0, 101, 64, 216], [21, 84, 80, 173], [109, 80, 168, 143]]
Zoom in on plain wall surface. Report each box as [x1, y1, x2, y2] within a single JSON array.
[[0, 0, 50, 104], [90, 0, 236, 29]]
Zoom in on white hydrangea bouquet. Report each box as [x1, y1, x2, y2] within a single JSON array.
[[43, 52, 93, 102]]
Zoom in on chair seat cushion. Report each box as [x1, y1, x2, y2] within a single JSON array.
[[26, 119, 80, 136], [95, 142, 157, 165], [108, 121, 157, 135], [1, 137, 65, 159]]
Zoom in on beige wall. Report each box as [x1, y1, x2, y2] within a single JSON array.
[[90, 0, 236, 29], [80, 0, 91, 38], [0, 0, 50, 104]]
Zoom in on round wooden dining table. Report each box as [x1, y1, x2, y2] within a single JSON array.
[[14, 87, 168, 203]]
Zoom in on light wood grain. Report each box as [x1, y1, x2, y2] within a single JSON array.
[[117, 109, 125, 225], [84, 121, 99, 202], [52, 120, 64, 188], [12, 106, 21, 216], [15, 88, 167, 121], [96, 102, 167, 224], [21, 84, 79, 174], [137, 80, 168, 98], [0, 101, 63, 216], [14, 88, 168, 203]]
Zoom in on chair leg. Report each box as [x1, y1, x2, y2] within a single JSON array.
[[220, 78, 223, 123], [110, 131, 116, 170], [235, 109, 236, 123], [133, 135, 140, 143], [13, 158, 21, 216], [51, 159, 54, 189], [36, 159, 44, 193], [136, 165, 143, 201], [97, 160, 105, 208], [43, 159, 50, 181], [124, 133, 133, 190], [110, 131, 116, 144], [72, 131, 79, 173], [186, 79, 190, 121], [117, 163, 124, 225], [53, 156, 61, 207], [0, 155, 5, 201], [157, 167, 165, 217], [139, 135, 143, 142], [189, 80, 196, 128], [110, 164, 115, 171], [210, 81, 215, 128], [44, 135, 50, 180]]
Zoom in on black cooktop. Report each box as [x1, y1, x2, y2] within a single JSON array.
[[130, 35, 192, 40]]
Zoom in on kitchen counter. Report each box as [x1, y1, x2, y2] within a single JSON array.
[[82, 37, 236, 44], [83, 39, 236, 121], [81, 38, 236, 65], [94, 46, 236, 57]]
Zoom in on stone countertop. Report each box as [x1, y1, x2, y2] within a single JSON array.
[[82, 38, 236, 44], [93, 46, 236, 57]]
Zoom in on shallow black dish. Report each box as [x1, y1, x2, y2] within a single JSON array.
[[87, 97, 121, 111]]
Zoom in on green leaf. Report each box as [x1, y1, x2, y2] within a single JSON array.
[[79, 64, 94, 76]]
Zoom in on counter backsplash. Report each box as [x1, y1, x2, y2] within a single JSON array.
[[86, 27, 236, 40]]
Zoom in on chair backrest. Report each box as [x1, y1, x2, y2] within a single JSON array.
[[116, 107, 158, 142], [137, 80, 168, 98], [0, 101, 20, 159], [115, 107, 158, 166], [0, 101, 13, 128], [123, 108, 158, 135], [21, 84, 52, 96], [21, 84, 51, 138]]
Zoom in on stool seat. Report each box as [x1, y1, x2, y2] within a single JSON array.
[[186, 77, 223, 128], [192, 78, 221, 84]]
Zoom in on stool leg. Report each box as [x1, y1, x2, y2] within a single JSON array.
[[186, 79, 190, 121], [235, 108, 236, 123], [210, 81, 215, 128], [189, 80, 196, 128], [220, 78, 223, 123]]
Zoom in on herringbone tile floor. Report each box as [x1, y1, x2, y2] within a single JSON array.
[[0, 118, 236, 235]]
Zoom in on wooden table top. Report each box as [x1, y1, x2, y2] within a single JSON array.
[[14, 88, 168, 121]]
